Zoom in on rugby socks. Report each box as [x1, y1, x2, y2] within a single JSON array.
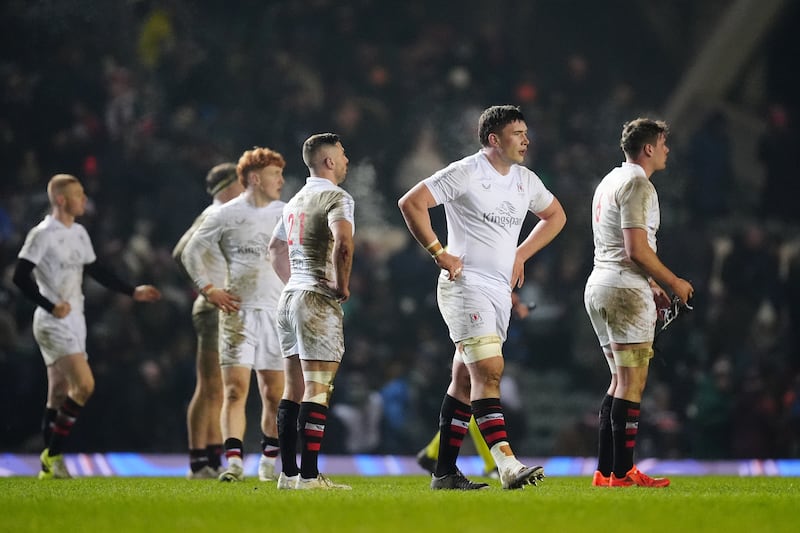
[[596, 394, 614, 476], [298, 402, 327, 479], [207, 443, 224, 470], [223, 438, 244, 461], [261, 434, 280, 464], [48, 397, 83, 456], [472, 398, 508, 449], [473, 398, 518, 471], [434, 395, 471, 477], [42, 407, 58, 447], [189, 448, 209, 473], [277, 399, 300, 476], [611, 398, 640, 477]]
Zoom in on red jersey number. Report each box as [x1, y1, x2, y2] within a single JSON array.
[[287, 213, 305, 245]]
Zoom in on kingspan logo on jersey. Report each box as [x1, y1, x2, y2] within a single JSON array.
[[483, 201, 523, 228], [235, 234, 270, 256]]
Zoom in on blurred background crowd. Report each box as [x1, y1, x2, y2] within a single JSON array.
[[2, 0, 800, 460]]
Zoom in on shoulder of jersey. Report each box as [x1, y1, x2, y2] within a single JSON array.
[[217, 195, 246, 211], [460, 152, 482, 171]]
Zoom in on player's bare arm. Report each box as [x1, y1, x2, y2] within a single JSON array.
[[623, 227, 693, 304], [398, 182, 463, 280], [329, 219, 354, 302], [268, 235, 291, 284], [513, 197, 567, 288]]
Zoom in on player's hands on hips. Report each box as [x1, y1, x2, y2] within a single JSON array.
[[436, 252, 463, 281], [670, 278, 694, 306], [205, 287, 241, 313], [52, 301, 71, 318], [335, 286, 350, 303], [320, 278, 350, 303], [133, 284, 162, 303]]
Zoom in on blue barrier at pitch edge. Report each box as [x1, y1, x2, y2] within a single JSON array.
[[2, 453, 799, 477]]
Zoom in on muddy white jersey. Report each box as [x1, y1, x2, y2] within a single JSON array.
[[587, 162, 659, 289], [191, 201, 228, 288], [184, 194, 285, 308], [181, 201, 228, 313], [272, 177, 355, 299], [17, 215, 96, 313], [423, 151, 554, 287]]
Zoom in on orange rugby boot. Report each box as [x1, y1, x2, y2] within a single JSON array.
[[591, 470, 611, 487], [609, 465, 670, 487]]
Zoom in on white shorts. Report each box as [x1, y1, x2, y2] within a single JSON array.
[[583, 283, 656, 346], [276, 290, 344, 363], [218, 307, 282, 371], [436, 272, 511, 344], [33, 307, 87, 366]]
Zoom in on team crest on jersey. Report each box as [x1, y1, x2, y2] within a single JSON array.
[[468, 311, 483, 325], [516, 180, 525, 195]]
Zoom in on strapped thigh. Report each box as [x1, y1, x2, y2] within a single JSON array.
[[612, 347, 654, 368], [461, 334, 502, 364]]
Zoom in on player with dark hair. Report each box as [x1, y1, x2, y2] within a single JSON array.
[[398, 105, 566, 490], [584, 118, 693, 487], [269, 132, 354, 490], [13, 174, 161, 479], [182, 147, 286, 482], [173, 163, 244, 478]]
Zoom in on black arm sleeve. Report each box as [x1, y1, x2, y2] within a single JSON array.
[[12, 258, 56, 313], [84, 260, 136, 296]]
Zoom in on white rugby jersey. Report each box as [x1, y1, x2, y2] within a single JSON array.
[[424, 151, 554, 287], [181, 202, 227, 313], [17, 215, 96, 312], [587, 162, 659, 289], [191, 202, 227, 288], [272, 177, 355, 298], [184, 195, 285, 308]]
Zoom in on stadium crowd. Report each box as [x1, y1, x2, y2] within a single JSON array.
[[2, 0, 799, 460]]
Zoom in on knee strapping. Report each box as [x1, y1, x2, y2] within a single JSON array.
[[613, 347, 654, 367], [461, 334, 502, 364], [303, 370, 335, 404]]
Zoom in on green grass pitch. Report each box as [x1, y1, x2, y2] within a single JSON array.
[[2, 475, 798, 532]]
